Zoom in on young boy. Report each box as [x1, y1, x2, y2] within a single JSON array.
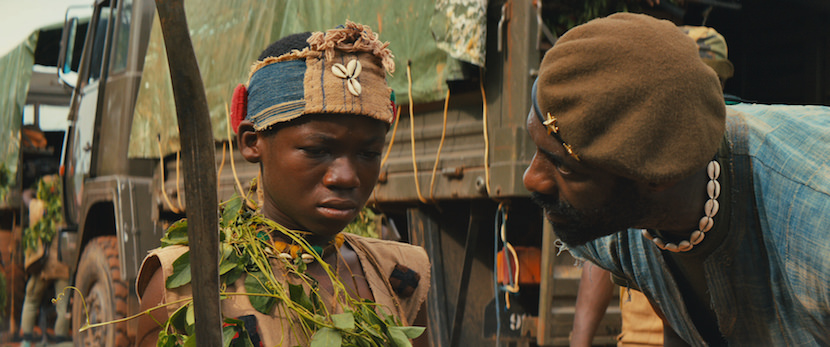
[[136, 22, 429, 347]]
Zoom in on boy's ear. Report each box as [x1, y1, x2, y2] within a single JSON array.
[[237, 120, 261, 163]]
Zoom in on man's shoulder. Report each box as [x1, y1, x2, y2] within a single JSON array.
[[726, 102, 830, 123]]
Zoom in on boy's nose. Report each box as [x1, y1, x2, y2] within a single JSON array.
[[323, 157, 360, 189]]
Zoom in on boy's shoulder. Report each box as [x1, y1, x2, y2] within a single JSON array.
[[342, 232, 428, 262]]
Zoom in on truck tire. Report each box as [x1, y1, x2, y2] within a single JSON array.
[[71, 235, 131, 347]]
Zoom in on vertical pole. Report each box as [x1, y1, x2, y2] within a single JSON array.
[[153, 0, 221, 345]]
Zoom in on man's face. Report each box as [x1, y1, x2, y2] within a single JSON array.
[[249, 114, 387, 240], [522, 111, 653, 246]]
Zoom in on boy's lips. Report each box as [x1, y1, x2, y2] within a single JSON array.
[[318, 199, 359, 219]]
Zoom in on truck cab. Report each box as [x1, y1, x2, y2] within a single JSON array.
[[57, 0, 162, 345]]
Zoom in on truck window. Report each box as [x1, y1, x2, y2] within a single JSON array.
[[87, 6, 111, 83], [110, 0, 132, 73]]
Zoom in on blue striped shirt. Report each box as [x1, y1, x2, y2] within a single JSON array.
[[570, 103, 830, 346]]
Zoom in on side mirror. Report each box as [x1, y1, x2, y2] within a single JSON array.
[[57, 6, 92, 89]]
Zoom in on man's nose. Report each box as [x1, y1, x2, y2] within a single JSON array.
[[523, 152, 555, 195]]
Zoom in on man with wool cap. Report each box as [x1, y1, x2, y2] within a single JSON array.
[[523, 12, 830, 345]]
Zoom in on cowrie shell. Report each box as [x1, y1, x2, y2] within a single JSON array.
[[278, 253, 293, 260], [652, 237, 666, 249], [347, 59, 361, 77], [347, 78, 362, 96], [699, 216, 714, 232], [690, 230, 705, 244], [301, 253, 315, 264], [707, 180, 721, 200], [677, 241, 693, 251], [332, 63, 349, 78], [707, 160, 721, 180], [705, 199, 719, 216]]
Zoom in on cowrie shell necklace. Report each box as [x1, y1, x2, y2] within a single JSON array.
[[641, 159, 721, 252]]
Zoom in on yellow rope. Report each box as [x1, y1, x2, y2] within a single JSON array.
[[429, 89, 450, 201], [156, 136, 181, 214], [480, 67, 492, 196], [379, 105, 402, 170], [217, 142, 226, 192], [225, 102, 253, 207], [498, 204, 519, 309], [406, 61, 428, 204], [175, 151, 183, 210], [373, 106, 402, 206]]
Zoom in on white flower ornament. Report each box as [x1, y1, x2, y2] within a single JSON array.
[[332, 59, 363, 96]]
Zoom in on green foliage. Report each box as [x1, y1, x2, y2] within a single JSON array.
[[156, 194, 424, 346], [0, 163, 11, 203], [544, 0, 681, 36], [21, 176, 62, 252], [342, 207, 381, 239]]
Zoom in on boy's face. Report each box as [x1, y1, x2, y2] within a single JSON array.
[[239, 114, 387, 241]]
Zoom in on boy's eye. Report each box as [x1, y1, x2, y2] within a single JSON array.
[[360, 150, 382, 160], [301, 147, 327, 156]]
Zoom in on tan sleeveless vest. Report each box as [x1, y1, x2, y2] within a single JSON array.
[[137, 233, 430, 346]]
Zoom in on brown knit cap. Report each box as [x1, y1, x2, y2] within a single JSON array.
[[534, 12, 726, 184]]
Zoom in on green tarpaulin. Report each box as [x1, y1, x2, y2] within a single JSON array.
[[0, 33, 38, 188], [130, 0, 472, 158]]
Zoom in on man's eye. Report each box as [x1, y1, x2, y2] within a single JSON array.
[[556, 163, 572, 175]]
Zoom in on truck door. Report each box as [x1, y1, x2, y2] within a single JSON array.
[[62, 1, 115, 226]]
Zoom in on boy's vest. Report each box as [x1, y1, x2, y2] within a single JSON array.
[[137, 233, 430, 346]]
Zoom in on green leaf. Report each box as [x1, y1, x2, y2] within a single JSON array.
[[219, 257, 237, 276], [161, 219, 190, 246], [222, 324, 237, 347], [387, 326, 413, 347], [332, 312, 355, 331], [166, 252, 192, 289], [157, 331, 178, 347], [169, 303, 189, 332], [288, 283, 314, 313], [222, 317, 256, 347], [185, 304, 195, 335], [223, 266, 244, 285], [244, 271, 277, 314], [356, 321, 385, 339], [310, 327, 342, 347], [220, 195, 243, 228], [390, 326, 425, 339], [182, 333, 196, 347]]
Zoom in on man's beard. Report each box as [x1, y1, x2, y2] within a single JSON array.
[[530, 180, 653, 246]]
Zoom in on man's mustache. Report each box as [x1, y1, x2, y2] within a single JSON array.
[[530, 192, 579, 218]]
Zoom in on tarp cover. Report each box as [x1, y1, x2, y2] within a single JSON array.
[[130, 0, 475, 158], [0, 33, 38, 180]]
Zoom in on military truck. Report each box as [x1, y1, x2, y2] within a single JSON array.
[[0, 0, 629, 345], [16, 0, 830, 346]]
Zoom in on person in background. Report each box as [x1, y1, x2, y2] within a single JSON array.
[[135, 22, 430, 347], [570, 23, 737, 347], [19, 175, 71, 347], [524, 12, 830, 346]]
